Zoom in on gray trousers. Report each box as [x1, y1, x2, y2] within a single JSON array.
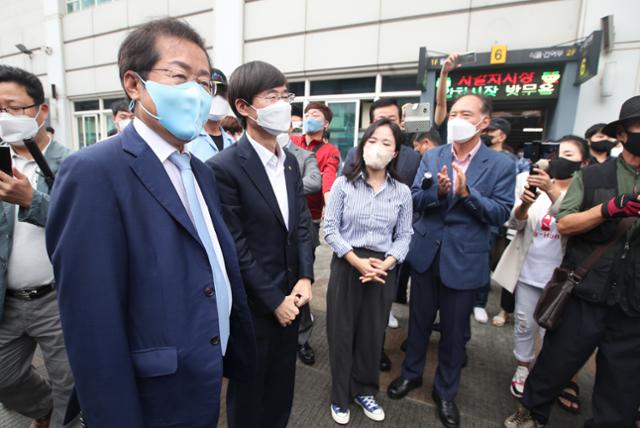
[[0, 290, 75, 427], [298, 220, 320, 346], [326, 249, 397, 408]]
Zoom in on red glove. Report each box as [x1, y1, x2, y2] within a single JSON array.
[[601, 193, 640, 218]]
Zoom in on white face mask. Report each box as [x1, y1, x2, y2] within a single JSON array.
[[116, 118, 131, 132], [276, 132, 290, 149], [610, 144, 623, 158], [208, 95, 230, 122], [0, 109, 42, 146], [447, 117, 484, 144], [249, 100, 292, 136], [363, 143, 395, 170]]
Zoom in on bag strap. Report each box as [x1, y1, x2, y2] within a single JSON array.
[[573, 216, 635, 281], [311, 141, 324, 154]]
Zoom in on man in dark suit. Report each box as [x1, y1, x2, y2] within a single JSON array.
[[45, 18, 255, 427], [207, 60, 315, 428], [387, 94, 515, 428]]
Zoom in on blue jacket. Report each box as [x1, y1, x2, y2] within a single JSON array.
[[406, 143, 515, 289], [46, 126, 255, 427], [0, 140, 71, 321], [187, 128, 236, 162]]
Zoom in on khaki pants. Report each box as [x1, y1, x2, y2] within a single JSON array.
[[0, 290, 76, 427]]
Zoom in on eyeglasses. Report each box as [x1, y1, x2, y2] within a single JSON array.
[[147, 68, 217, 95], [0, 104, 38, 115], [255, 93, 296, 104]]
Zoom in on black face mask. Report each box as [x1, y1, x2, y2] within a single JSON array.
[[481, 134, 494, 146], [623, 130, 640, 156], [590, 139, 617, 153], [549, 157, 582, 180]]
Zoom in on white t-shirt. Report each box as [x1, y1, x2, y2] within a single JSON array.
[[518, 204, 563, 288]]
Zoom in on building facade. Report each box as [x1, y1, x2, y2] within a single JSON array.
[[0, 0, 638, 154]]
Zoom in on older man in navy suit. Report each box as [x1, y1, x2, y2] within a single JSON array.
[[387, 94, 515, 428], [46, 18, 255, 428]]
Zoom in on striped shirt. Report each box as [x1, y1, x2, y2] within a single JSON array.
[[323, 174, 413, 263]]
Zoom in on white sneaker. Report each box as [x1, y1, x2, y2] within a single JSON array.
[[388, 311, 399, 329], [354, 395, 385, 422], [473, 307, 489, 324], [331, 404, 350, 424], [510, 366, 529, 398]]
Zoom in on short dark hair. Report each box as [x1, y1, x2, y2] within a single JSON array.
[[344, 118, 403, 183], [414, 128, 442, 146], [227, 61, 287, 128], [558, 134, 589, 161], [454, 93, 493, 116], [369, 98, 401, 122], [110, 100, 130, 117], [221, 115, 243, 135], [0, 65, 45, 105], [117, 18, 211, 98], [305, 102, 333, 123], [584, 123, 608, 140]]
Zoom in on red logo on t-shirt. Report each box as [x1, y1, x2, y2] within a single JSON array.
[[541, 214, 553, 231]]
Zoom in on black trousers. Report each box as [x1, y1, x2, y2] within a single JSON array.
[[523, 296, 640, 427], [326, 249, 397, 408], [227, 318, 299, 428], [402, 264, 475, 400]]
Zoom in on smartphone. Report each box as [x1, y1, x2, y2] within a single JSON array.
[[457, 51, 477, 65], [403, 103, 432, 133], [0, 146, 12, 176]]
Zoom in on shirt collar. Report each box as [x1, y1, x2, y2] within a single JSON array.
[[10, 136, 52, 161], [246, 131, 285, 168], [134, 118, 189, 163], [451, 139, 482, 162]]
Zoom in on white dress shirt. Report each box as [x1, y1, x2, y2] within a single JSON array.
[[133, 118, 232, 317], [246, 132, 289, 230], [7, 141, 56, 289]]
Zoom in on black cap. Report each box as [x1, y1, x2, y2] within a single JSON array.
[[602, 95, 640, 137], [211, 68, 227, 86], [487, 117, 511, 135]]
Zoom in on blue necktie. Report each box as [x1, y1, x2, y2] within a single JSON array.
[[169, 152, 230, 354]]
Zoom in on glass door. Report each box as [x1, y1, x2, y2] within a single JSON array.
[[326, 101, 359, 161]]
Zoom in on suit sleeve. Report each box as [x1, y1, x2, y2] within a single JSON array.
[[302, 151, 322, 195], [209, 159, 286, 315], [411, 150, 446, 212], [462, 158, 516, 227], [46, 153, 145, 428], [292, 160, 315, 281]]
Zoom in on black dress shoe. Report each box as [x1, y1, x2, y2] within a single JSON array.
[[297, 342, 315, 365], [431, 391, 460, 428], [387, 377, 423, 399], [380, 351, 391, 372], [400, 339, 407, 352]]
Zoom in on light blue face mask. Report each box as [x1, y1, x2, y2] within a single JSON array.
[[133, 73, 212, 142], [303, 117, 324, 134]]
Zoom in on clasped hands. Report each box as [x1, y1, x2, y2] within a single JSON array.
[[437, 164, 469, 198], [274, 278, 312, 327]]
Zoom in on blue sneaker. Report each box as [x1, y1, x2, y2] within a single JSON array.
[[330, 404, 350, 424], [354, 395, 385, 421]]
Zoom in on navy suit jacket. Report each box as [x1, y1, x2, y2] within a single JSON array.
[[207, 135, 314, 336], [344, 144, 421, 186], [46, 125, 256, 428], [406, 142, 515, 289]]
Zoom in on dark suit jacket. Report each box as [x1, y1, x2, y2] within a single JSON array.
[[207, 135, 314, 336], [406, 143, 515, 289], [46, 125, 256, 427], [344, 144, 421, 186]]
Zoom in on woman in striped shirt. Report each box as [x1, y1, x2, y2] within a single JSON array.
[[324, 118, 413, 425]]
